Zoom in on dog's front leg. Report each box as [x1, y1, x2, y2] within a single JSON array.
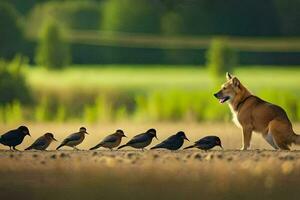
[[241, 127, 252, 150]]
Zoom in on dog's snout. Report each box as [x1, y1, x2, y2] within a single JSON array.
[[214, 92, 221, 98]]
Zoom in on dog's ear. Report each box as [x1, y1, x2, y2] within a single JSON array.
[[226, 72, 233, 80], [232, 77, 240, 87]]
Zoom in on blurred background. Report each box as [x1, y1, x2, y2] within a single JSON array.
[[2, 1, 300, 197], [0, 0, 300, 124]]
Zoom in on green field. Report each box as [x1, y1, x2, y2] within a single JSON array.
[[2, 65, 300, 123], [26, 65, 300, 92]]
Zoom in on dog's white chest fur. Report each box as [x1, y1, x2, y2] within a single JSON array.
[[229, 105, 242, 128]]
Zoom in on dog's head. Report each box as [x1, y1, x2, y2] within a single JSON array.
[[214, 72, 241, 104]]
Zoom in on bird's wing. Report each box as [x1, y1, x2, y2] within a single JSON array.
[[196, 136, 213, 144], [63, 132, 81, 143], [152, 135, 178, 148], [1, 130, 19, 142], [163, 135, 178, 145], [195, 137, 216, 149], [102, 134, 118, 143], [127, 133, 148, 145], [31, 137, 47, 148]]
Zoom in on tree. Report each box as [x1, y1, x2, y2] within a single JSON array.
[[101, 0, 162, 34], [35, 20, 71, 69], [0, 3, 24, 59], [206, 38, 238, 80]]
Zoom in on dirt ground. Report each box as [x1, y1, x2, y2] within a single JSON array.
[[1, 123, 300, 200]]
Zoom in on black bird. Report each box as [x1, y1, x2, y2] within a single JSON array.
[[151, 131, 189, 150], [184, 136, 222, 150], [118, 128, 158, 150], [0, 126, 30, 150]]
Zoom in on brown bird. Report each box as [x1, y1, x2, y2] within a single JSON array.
[[25, 133, 57, 150], [90, 129, 126, 150], [56, 127, 88, 150]]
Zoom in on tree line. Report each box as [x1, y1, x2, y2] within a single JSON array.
[[0, 0, 299, 65]]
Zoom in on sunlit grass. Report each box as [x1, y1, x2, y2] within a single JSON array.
[[26, 65, 212, 92], [26, 65, 300, 92], [18, 65, 300, 122]]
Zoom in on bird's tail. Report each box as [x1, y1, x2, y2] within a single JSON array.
[[25, 146, 33, 150], [117, 144, 127, 150], [56, 144, 64, 150], [90, 144, 101, 150], [183, 145, 195, 150], [150, 144, 162, 150], [292, 133, 300, 145]]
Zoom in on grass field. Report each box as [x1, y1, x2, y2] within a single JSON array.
[[9, 65, 298, 123], [1, 123, 300, 200], [26, 65, 300, 92]]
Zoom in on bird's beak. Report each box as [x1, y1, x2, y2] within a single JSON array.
[[85, 132, 89, 135], [53, 137, 58, 142], [28, 132, 31, 137], [123, 135, 127, 138], [184, 136, 189, 141], [219, 144, 223, 149], [155, 136, 159, 140]]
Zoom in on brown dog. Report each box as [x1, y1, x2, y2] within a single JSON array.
[[214, 72, 300, 150]]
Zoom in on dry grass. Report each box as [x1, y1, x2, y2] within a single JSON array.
[[1, 122, 300, 200]]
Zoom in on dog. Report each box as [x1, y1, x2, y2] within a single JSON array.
[[214, 72, 300, 150]]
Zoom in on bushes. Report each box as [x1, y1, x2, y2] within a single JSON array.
[[206, 38, 238, 80], [0, 56, 31, 124], [0, 101, 23, 124], [35, 20, 71, 69], [1, 83, 300, 123], [0, 55, 31, 104]]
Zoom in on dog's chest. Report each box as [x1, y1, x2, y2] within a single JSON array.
[[229, 105, 242, 128]]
